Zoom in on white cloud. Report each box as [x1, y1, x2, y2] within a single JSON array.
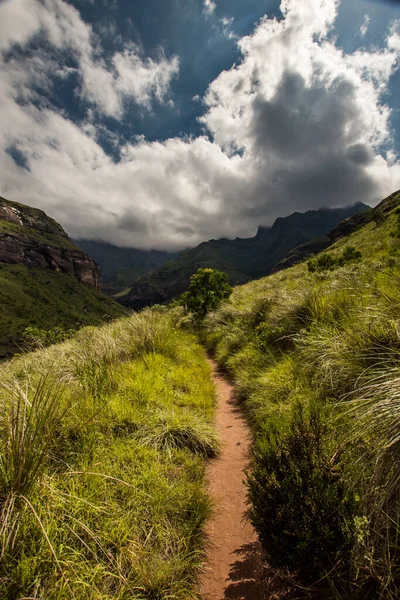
[[0, 0, 400, 250], [203, 0, 216, 16], [220, 16, 236, 40], [0, 0, 179, 119], [361, 14, 371, 37], [80, 46, 179, 117]]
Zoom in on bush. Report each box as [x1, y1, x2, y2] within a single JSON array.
[[307, 253, 337, 273], [22, 326, 75, 350], [338, 246, 362, 265], [307, 247, 362, 273], [247, 401, 357, 581]]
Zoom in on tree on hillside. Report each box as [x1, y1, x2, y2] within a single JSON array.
[[179, 268, 232, 318]]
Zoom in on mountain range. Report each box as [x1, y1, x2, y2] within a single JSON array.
[[114, 202, 369, 309], [73, 240, 177, 295], [0, 195, 372, 355]]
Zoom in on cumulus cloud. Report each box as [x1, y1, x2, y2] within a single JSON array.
[[0, 0, 179, 118], [0, 0, 400, 250]]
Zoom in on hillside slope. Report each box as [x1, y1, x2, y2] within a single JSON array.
[[203, 189, 400, 597], [0, 196, 125, 357], [118, 203, 368, 309], [0, 310, 216, 599], [74, 239, 177, 295]]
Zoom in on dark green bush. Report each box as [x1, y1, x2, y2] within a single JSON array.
[[338, 246, 362, 265], [22, 325, 75, 350], [308, 247, 362, 273], [307, 253, 337, 273], [247, 402, 357, 581], [179, 268, 232, 319]]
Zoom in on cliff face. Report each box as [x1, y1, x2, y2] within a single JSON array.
[[0, 197, 100, 289]]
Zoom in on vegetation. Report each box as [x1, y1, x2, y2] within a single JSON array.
[[307, 245, 362, 272], [22, 325, 76, 350], [0, 264, 125, 358], [179, 268, 232, 320], [203, 191, 400, 597], [0, 308, 217, 599], [4, 188, 400, 598]]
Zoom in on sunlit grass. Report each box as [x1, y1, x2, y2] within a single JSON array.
[[0, 308, 216, 599], [204, 199, 400, 597]]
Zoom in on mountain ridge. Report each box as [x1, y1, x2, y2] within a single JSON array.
[[73, 239, 178, 295], [116, 202, 369, 309]]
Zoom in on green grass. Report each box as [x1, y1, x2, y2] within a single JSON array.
[[0, 219, 77, 250], [0, 264, 126, 358], [0, 309, 217, 599], [203, 192, 400, 597]]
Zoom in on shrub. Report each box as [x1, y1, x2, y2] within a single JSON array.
[[338, 246, 362, 265], [22, 326, 75, 350], [307, 253, 337, 273], [307, 247, 362, 273], [247, 401, 357, 581]]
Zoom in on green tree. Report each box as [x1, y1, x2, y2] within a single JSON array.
[[179, 268, 232, 318]]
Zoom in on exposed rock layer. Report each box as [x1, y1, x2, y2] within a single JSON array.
[[0, 196, 100, 289]]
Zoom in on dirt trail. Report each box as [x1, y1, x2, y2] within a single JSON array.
[[199, 359, 264, 600]]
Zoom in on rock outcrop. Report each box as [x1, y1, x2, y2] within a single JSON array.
[[0, 196, 100, 289]]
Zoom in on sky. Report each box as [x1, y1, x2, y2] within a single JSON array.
[[1, 0, 400, 250]]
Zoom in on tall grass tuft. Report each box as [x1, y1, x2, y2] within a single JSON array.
[[143, 410, 220, 458], [0, 374, 65, 499]]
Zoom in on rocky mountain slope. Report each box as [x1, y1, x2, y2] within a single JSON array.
[[117, 202, 369, 309], [73, 239, 177, 295], [0, 196, 125, 358], [0, 197, 100, 287]]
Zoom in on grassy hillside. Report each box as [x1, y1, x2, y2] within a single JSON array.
[[0, 196, 74, 248], [0, 195, 127, 358], [0, 309, 217, 599], [0, 264, 125, 358], [203, 190, 400, 597], [118, 203, 368, 308]]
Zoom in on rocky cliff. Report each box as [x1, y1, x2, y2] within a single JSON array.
[[0, 197, 100, 288]]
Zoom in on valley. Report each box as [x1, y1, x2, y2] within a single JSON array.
[[2, 190, 400, 598], [2, 0, 400, 597]]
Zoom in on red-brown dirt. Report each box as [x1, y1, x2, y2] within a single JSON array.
[[199, 360, 264, 600]]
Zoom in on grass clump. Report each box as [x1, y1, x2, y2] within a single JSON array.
[[0, 308, 216, 599], [143, 410, 219, 458]]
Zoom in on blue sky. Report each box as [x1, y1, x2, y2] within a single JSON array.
[[0, 0, 400, 249]]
